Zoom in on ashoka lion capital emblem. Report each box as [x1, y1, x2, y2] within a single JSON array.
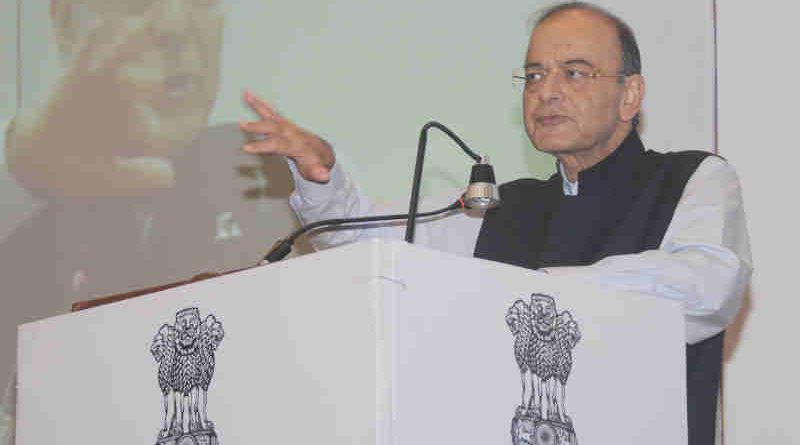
[[506, 293, 581, 445], [151, 307, 224, 445]]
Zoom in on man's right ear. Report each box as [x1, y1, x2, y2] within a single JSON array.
[[619, 74, 644, 123]]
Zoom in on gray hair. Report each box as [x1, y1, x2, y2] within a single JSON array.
[[532, 1, 642, 128]]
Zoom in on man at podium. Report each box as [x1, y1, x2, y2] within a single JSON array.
[[240, 2, 752, 445]]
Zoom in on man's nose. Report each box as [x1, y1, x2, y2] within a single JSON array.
[[536, 70, 564, 104]]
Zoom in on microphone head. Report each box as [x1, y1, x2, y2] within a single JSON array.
[[464, 161, 500, 209]]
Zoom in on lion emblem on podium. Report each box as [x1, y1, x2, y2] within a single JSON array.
[[506, 293, 581, 445], [151, 307, 225, 445]]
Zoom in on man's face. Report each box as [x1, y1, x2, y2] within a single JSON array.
[[522, 9, 632, 157], [67, 0, 226, 157]]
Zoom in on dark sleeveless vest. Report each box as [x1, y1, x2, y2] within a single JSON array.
[[475, 131, 721, 445]]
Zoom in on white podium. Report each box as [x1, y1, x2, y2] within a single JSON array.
[[16, 240, 687, 445]]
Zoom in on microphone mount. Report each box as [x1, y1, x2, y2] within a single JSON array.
[[261, 200, 463, 264], [404, 121, 499, 243], [260, 120, 499, 263]]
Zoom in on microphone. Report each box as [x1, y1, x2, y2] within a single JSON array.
[[404, 121, 500, 243], [464, 156, 500, 210]]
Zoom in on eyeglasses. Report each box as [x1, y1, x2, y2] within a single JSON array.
[[512, 66, 627, 91]]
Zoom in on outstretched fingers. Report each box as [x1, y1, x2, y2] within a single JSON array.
[[240, 91, 288, 155], [241, 134, 286, 155], [243, 90, 279, 120], [240, 119, 281, 140], [239, 90, 335, 183]]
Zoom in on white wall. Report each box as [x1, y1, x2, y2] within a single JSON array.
[[716, 2, 799, 443]]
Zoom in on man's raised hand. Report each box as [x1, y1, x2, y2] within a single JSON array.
[[240, 91, 335, 183]]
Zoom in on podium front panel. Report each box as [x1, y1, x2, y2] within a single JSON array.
[[17, 240, 686, 445], [383, 241, 687, 445], [17, 243, 384, 445]]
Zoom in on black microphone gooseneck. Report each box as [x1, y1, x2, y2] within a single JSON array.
[[404, 121, 482, 243], [261, 201, 462, 264], [261, 121, 499, 264]]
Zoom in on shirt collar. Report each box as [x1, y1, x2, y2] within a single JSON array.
[[555, 130, 645, 196], [557, 162, 580, 196]]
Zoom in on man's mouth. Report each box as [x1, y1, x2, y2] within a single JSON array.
[[536, 115, 570, 127]]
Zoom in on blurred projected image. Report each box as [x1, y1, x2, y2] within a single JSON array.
[[13, 0, 225, 196], [1, 0, 299, 316]]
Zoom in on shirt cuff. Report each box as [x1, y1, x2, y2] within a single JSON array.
[[287, 158, 346, 207]]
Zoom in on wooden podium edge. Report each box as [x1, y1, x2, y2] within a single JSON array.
[[71, 266, 255, 312]]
